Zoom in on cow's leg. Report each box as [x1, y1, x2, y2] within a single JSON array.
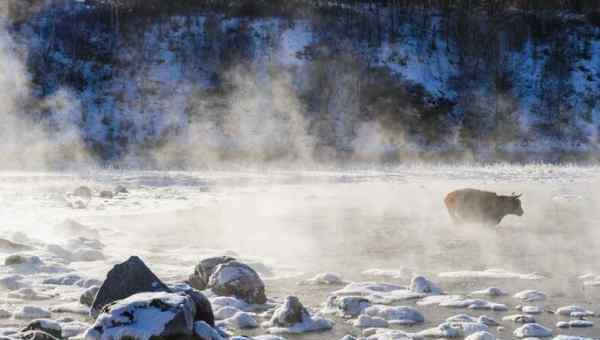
[[444, 194, 460, 225]]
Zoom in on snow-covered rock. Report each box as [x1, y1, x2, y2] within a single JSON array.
[[513, 290, 546, 302], [513, 323, 553, 338], [264, 296, 334, 334], [85, 292, 217, 340], [352, 314, 388, 328], [208, 261, 267, 305], [323, 295, 371, 317], [555, 305, 594, 317], [418, 322, 488, 338], [189, 256, 236, 290], [60, 321, 90, 338], [409, 276, 442, 294], [90, 256, 171, 317], [21, 320, 62, 339], [13, 306, 51, 320], [522, 305, 543, 314], [471, 287, 507, 297], [210, 296, 249, 311], [219, 311, 258, 329], [333, 282, 423, 304], [363, 305, 424, 325], [214, 306, 241, 320], [568, 319, 593, 327], [502, 314, 536, 323]]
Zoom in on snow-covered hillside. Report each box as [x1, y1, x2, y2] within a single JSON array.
[[3, 1, 600, 166]]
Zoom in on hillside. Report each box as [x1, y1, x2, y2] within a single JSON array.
[[2, 0, 600, 167]]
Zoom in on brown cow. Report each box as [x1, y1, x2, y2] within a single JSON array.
[[444, 188, 523, 225]]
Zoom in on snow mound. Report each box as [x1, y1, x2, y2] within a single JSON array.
[[439, 269, 545, 280]]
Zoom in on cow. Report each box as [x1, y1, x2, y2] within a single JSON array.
[[444, 188, 523, 225]]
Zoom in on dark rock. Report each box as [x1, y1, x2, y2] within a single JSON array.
[[73, 186, 92, 199], [188, 256, 236, 290], [80, 286, 100, 307], [114, 185, 128, 194], [21, 320, 61, 339], [4, 255, 41, 267], [184, 289, 215, 327], [270, 296, 309, 326], [90, 256, 171, 318], [208, 261, 266, 304], [0, 239, 33, 252], [85, 292, 214, 340], [4, 255, 28, 266], [99, 191, 113, 199], [17, 331, 59, 340]]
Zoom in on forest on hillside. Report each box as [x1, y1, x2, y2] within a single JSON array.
[[1, 0, 599, 167]]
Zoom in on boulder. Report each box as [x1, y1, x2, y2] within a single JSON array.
[[86, 292, 214, 340], [189, 256, 236, 290], [265, 296, 333, 333], [80, 286, 100, 307], [73, 186, 92, 199], [114, 185, 128, 194], [208, 261, 266, 304], [325, 295, 371, 317], [99, 191, 113, 199], [5, 255, 40, 266], [513, 323, 553, 338], [21, 320, 61, 339], [90, 256, 170, 318], [410, 276, 442, 294], [270, 296, 307, 327]]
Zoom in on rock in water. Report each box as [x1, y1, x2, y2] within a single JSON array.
[[324, 296, 371, 317], [114, 185, 128, 194], [73, 186, 92, 199], [513, 323, 553, 338], [90, 256, 170, 318], [208, 261, 266, 304], [80, 286, 100, 307], [266, 296, 333, 334], [86, 292, 216, 340], [21, 320, 61, 339], [270, 296, 307, 327], [189, 256, 236, 290], [99, 191, 113, 199], [410, 276, 443, 294]]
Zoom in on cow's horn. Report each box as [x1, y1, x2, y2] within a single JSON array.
[[513, 193, 522, 198]]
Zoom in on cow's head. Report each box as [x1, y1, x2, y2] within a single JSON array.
[[509, 193, 524, 216]]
